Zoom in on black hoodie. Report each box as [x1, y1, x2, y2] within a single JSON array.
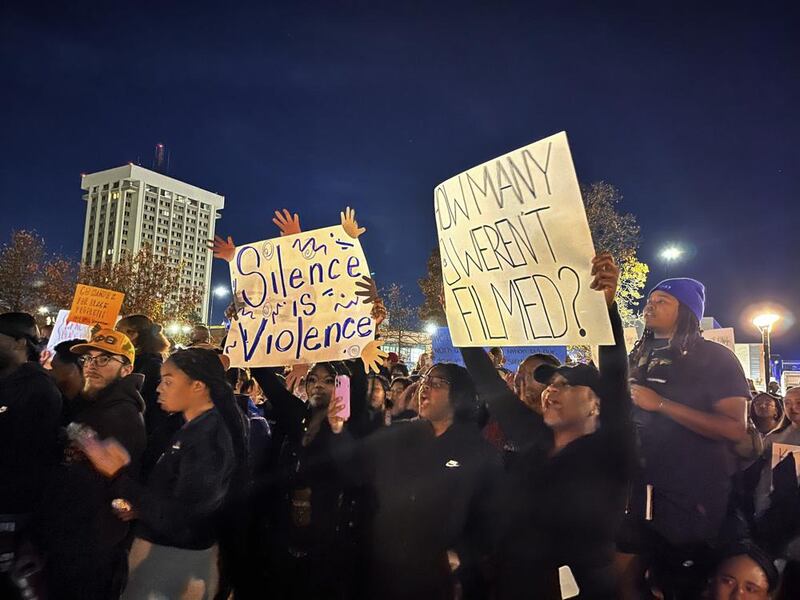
[[38, 373, 146, 567], [0, 361, 63, 514]]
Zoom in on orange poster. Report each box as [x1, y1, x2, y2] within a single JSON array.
[[68, 284, 125, 328]]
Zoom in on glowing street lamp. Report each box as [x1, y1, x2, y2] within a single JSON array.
[[166, 322, 181, 336], [659, 246, 683, 262], [753, 312, 780, 388], [37, 306, 49, 315], [209, 285, 231, 325], [425, 322, 438, 335]]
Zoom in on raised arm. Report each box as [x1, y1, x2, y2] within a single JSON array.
[[250, 366, 307, 437], [460, 346, 546, 449]]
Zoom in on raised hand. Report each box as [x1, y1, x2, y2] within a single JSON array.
[[355, 276, 379, 304], [361, 340, 388, 374], [80, 437, 131, 478], [590, 252, 620, 308], [208, 235, 236, 263], [272, 209, 302, 236], [286, 363, 310, 392], [327, 398, 347, 434], [340, 206, 366, 239]]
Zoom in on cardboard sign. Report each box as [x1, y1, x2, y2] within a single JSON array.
[[68, 284, 125, 328], [771, 443, 800, 479], [702, 327, 735, 353], [224, 225, 375, 367], [47, 310, 92, 351], [434, 131, 613, 347], [431, 326, 567, 373]]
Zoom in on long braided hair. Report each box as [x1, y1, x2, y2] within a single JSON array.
[[629, 303, 702, 377], [168, 348, 249, 485]]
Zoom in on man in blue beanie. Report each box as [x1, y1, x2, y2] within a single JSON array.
[[616, 278, 751, 598]]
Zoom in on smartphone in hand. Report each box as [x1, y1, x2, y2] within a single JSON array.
[[334, 375, 351, 421]]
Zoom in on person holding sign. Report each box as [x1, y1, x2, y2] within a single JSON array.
[[621, 278, 750, 597], [481, 254, 635, 600]]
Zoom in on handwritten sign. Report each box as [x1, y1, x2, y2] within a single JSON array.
[[772, 443, 800, 479], [224, 225, 375, 367], [431, 326, 566, 373], [68, 284, 125, 328], [434, 131, 612, 347], [702, 327, 735, 353], [47, 310, 92, 351]]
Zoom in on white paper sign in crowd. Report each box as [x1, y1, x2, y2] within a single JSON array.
[[434, 131, 613, 347], [224, 225, 376, 368], [47, 310, 92, 351]]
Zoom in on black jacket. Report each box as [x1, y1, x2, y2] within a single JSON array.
[[111, 407, 235, 549], [337, 418, 501, 600], [250, 362, 369, 598], [462, 304, 635, 598], [0, 361, 62, 514], [38, 374, 146, 564]]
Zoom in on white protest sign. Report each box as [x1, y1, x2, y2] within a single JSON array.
[[434, 131, 613, 347], [771, 443, 800, 479], [47, 310, 92, 351], [224, 225, 376, 368], [702, 327, 736, 353]]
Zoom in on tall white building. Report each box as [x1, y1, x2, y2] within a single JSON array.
[[80, 164, 225, 320]]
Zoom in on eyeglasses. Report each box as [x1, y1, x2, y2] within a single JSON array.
[[419, 375, 451, 390], [79, 354, 126, 368]]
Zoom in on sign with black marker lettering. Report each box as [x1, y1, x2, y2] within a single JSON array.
[[224, 225, 376, 367], [435, 131, 613, 347]]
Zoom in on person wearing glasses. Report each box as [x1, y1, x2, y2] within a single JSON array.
[[328, 361, 502, 599], [38, 329, 146, 600]]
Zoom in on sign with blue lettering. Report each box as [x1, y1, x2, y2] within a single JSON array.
[[224, 225, 376, 367], [435, 131, 613, 347], [431, 326, 567, 373]]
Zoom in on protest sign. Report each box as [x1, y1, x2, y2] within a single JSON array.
[[434, 131, 613, 347], [702, 327, 736, 353], [431, 326, 567, 373], [224, 225, 377, 368], [68, 284, 125, 328], [47, 310, 92, 351], [771, 443, 800, 479]]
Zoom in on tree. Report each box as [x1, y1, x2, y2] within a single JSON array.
[[417, 181, 649, 330], [582, 181, 649, 327], [79, 245, 203, 325], [380, 282, 424, 361], [418, 247, 446, 325], [0, 230, 77, 315]]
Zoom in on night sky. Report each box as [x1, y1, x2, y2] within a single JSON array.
[[3, 2, 799, 356]]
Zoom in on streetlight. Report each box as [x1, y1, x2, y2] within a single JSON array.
[[424, 322, 438, 335], [658, 245, 684, 277], [37, 306, 49, 315], [166, 322, 181, 336], [209, 285, 230, 325], [752, 312, 780, 390]]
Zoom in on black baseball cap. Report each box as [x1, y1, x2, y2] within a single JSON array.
[[534, 363, 603, 396]]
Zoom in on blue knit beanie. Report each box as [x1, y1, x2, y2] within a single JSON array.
[[649, 278, 705, 322]]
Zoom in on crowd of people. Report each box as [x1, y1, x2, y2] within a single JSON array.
[[0, 252, 798, 599]]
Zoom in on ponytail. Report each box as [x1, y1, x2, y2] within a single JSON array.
[[168, 349, 249, 489]]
